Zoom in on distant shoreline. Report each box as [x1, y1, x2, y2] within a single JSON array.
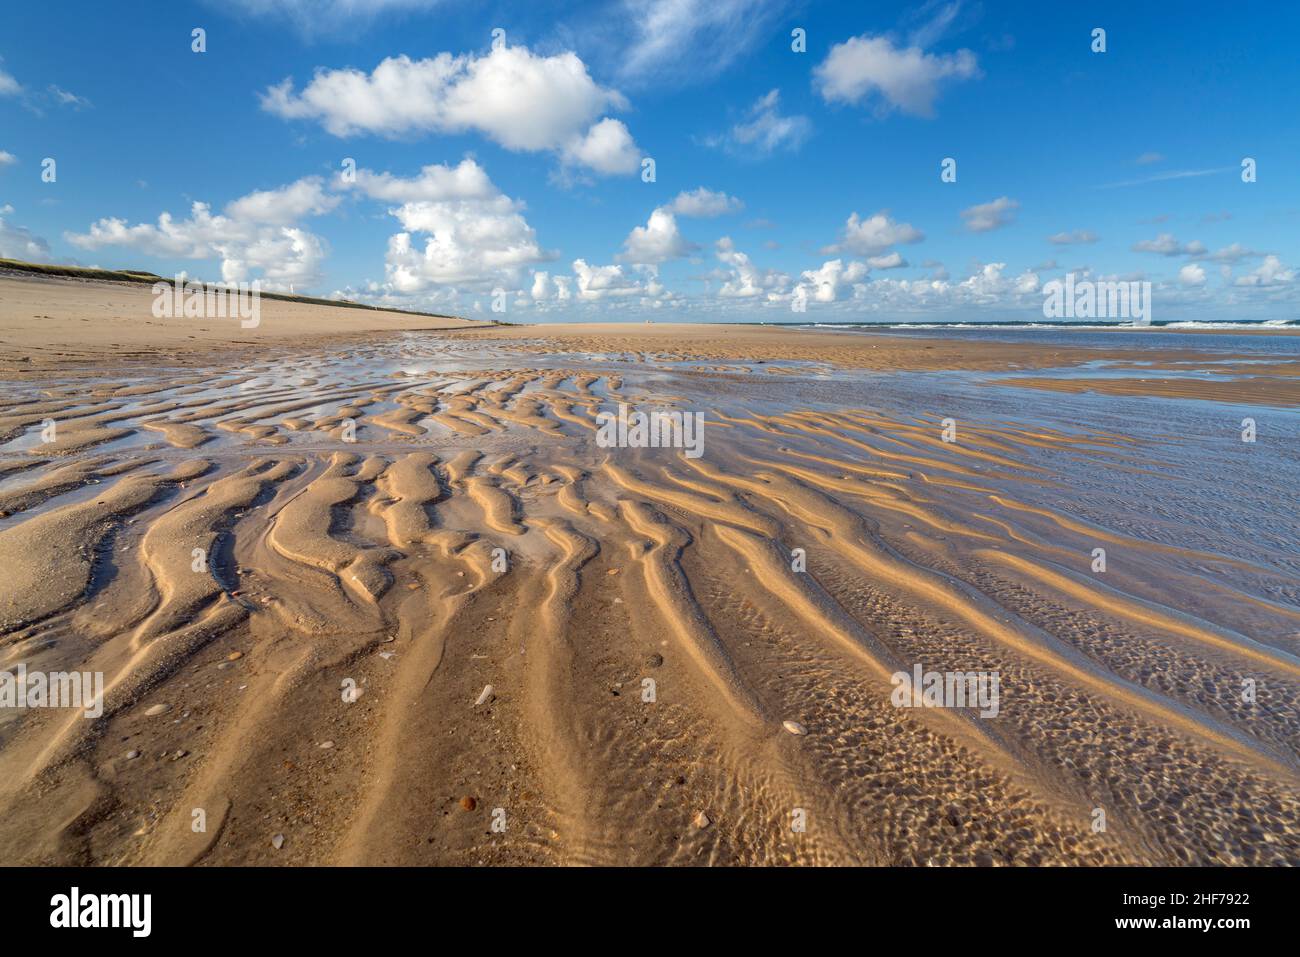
[[763, 319, 1300, 335]]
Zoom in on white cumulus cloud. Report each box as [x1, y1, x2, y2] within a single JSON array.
[[1234, 255, 1294, 287], [715, 236, 788, 298], [815, 34, 979, 117], [1133, 233, 1207, 257], [668, 187, 743, 218], [0, 206, 52, 261], [1203, 243, 1258, 264], [620, 207, 695, 265], [572, 259, 644, 300], [868, 251, 908, 269], [65, 177, 335, 288], [261, 43, 640, 175], [225, 176, 340, 225], [345, 159, 551, 292], [961, 196, 1019, 233], [830, 210, 924, 255], [798, 259, 869, 302], [560, 117, 641, 175]]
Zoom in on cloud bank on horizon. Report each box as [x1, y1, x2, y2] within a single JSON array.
[[1, 0, 1296, 322]]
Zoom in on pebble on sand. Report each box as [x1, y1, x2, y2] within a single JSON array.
[[227, 651, 243, 661], [125, 750, 140, 760], [144, 704, 171, 717], [693, 811, 712, 829], [271, 834, 284, 850], [474, 684, 495, 707], [782, 720, 807, 735], [319, 741, 335, 749], [460, 796, 477, 811]]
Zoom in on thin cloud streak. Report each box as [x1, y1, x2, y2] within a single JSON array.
[[1097, 167, 1235, 189]]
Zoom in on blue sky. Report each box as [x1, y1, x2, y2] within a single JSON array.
[[1, 0, 1297, 322]]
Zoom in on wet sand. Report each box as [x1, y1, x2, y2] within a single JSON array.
[[990, 374, 1300, 407], [446, 321, 1277, 371], [1, 277, 1298, 866]]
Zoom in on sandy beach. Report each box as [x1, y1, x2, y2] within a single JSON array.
[[1, 275, 1298, 867]]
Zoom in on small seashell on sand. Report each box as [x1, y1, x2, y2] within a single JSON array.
[[475, 684, 495, 707]]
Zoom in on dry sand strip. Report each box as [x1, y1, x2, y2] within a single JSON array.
[[1, 286, 1299, 866], [0, 273, 495, 378]]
